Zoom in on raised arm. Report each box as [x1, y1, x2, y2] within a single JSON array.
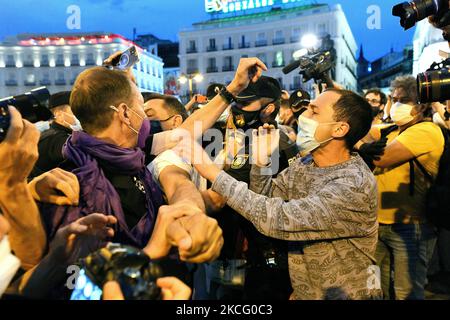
[[0, 107, 46, 270]]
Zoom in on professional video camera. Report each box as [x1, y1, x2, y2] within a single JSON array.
[[417, 57, 450, 103], [70, 243, 163, 300], [283, 50, 334, 93], [0, 87, 52, 142], [393, 0, 450, 30]]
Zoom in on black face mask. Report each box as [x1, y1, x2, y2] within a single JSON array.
[[231, 104, 263, 130], [372, 107, 381, 118], [150, 120, 163, 134]]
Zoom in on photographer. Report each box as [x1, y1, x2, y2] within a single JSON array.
[[368, 76, 444, 299], [176, 88, 381, 300], [30, 91, 81, 179]]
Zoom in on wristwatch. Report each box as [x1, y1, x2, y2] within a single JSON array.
[[219, 87, 237, 105]]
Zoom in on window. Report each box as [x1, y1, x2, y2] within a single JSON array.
[[275, 30, 283, 39], [257, 33, 265, 41], [6, 55, 14, 66], [41, 54, 49, 64], [318, 23, 327, 34], [189, 40, 196, 50], [209, 38, 216, 49], [274, 51, 284, 67], [58, 71, 65, 80], [208, 57, 216, 68], [72, 53, 79, 63]]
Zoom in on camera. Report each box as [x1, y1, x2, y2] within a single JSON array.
[[393, 0, 450, 30], [0, 87, 52, 143], [70, 243, 163, 300], [107, 46, 140, 70], [417, 57, 450, 103], [283, 50, 334, 92]]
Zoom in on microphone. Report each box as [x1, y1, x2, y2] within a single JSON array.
[[282, 60, 301, 75]]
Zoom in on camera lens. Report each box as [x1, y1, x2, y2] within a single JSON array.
[[119, 53, 130, 68], [393, 0, 439, 30], [417, 68, 450, 103]]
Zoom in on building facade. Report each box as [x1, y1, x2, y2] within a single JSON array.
[[135, 34, 181, 96], [0, 33, 164, 98], [357, 45, 414, 92], [179, 2, 358, 97]]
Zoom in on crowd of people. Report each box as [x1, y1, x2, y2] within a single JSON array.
[[1, 20, 450, 301]]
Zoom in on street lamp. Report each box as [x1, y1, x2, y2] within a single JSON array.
[[179, 73, 203, 100]]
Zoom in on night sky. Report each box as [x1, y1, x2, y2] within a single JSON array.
[[3, 0, 416, 61]]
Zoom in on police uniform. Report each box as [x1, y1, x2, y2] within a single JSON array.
[[211, 76, 299, 300]]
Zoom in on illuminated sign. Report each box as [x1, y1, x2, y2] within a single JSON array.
[[205, 0, 306, 13]]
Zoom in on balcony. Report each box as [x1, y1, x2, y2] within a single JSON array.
[[5, 80, 18, 86], [24, 81, 37, 86], [207, 66, 218, 73], [86, 59, 96, 66], [290, 36, 301, 43], [186, 48, 198, 54], [273, 38, 286, 45], [222, 65, 234, 72], [72, 59, 80, 65], [223, 44, 234, 50], [238, 42, 250, 49], [5, 62, 16, 68], [23, 61, 34, 67], [40, 79, 52, 86], [56, 60, 65, 67], [186, 68, 199, 74], [55, 79, 67, 85], [272, 61, 285, 68], [255, 40, 267, 47], [207, 46, 217, 52], [41, 61, 50, 67]]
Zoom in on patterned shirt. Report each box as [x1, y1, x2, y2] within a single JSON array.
[[211, 154, 382, 300]]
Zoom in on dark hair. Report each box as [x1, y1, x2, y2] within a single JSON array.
[[146, 93, 189, 121], [70, 67, 133, 134], [390, 76, 418, 104], [327, 89, 373, 149], [364, 88, 387, 105]]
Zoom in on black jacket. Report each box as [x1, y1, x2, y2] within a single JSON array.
[[29, 122, 72, 179]]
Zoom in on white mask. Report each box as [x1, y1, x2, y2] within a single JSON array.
[[34, 121, 50, 132], [390, 102, 415, 126], [62, 112, 83, 132], [0, 236, 21, 297], [296, 115, 336, 156]]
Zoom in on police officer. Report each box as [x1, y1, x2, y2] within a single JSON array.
[[210, 76, 299, 300], [29, 91, 82, 179], [288, 88, 311, 133]]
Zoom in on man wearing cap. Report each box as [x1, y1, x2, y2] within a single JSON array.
[[288, 89, 311, 132], [30, 91, 82, 179], [204, 76, 299, 300]]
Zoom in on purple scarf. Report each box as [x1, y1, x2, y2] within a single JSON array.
[[43, 130, 164, 248]]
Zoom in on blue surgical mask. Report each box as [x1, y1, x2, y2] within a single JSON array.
[[62, 112, 83, 132], [296, 114, 336, 156], [34, 121, 50, 132]]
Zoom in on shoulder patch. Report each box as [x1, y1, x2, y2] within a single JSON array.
[[231, 154, 249, 170]]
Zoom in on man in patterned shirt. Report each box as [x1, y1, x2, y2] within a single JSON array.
[[180, 89, 383, 299]]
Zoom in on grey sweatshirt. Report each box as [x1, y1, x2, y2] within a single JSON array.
[[211, 154, 382, 300]]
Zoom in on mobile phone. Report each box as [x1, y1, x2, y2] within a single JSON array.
[[109, 46, 140, 70], [70, 268, 103, 300], [196, 95, 208, 104]]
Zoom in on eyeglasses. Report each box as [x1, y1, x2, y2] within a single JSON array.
[[366, 99, 381, 105], [159, 115, 177, 122]]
